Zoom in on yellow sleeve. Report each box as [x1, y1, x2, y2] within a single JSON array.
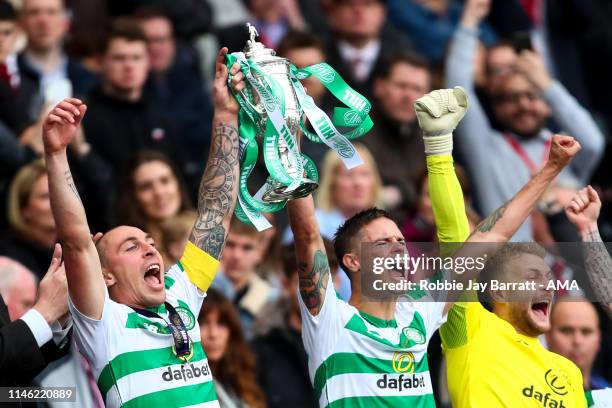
[[426, 155, 470, 256], [441, 301, 485, 349], [178, 241, 220, 292]]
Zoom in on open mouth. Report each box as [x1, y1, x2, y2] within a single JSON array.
[[388, 267, 407, 281], [144, 263, 163, 289], [530, 299, 551, 321]]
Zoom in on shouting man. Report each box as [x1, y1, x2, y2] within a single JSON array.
[[42, 48, 244, 407]]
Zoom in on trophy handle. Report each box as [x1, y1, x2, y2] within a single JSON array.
[[238, 89, 265, 115]]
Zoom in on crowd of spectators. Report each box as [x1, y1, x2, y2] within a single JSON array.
[[1, 0, 612, 407]]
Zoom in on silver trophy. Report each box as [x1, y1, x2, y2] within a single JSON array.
[[241, 23, 318, 203]]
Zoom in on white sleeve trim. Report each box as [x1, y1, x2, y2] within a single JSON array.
[[20, 309, 52, 347]]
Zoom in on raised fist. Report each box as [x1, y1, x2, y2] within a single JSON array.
[[546, 134, 581, 171], [213, 47, 245, 120], [565, 185, 601, 234], [42, 98, 87, 155], [414, 87, 468, 136]]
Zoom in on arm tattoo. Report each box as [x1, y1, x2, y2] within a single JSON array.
[[298, 250, 330, 313], [584, 229, 612, 317], [471, 201, 510, 236], [190, 123, 239, 258], [65, 170, 82, 203]]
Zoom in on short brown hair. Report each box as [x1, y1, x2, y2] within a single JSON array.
[[229, 217, 259, 239], [373, 52, 430, 80], [103, 17, 147, 53], [334, 207, 393, 277], [276, 30, 325, 58], [478, 243, 547, 305]]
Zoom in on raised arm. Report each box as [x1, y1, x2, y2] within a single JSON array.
[[565, 186, 612, 318], [288, 196, 329, 317], [442, 135, 580, 309], [188, 48, 242, 259], [467, 134, 581, 244], [414, 87, 471, 253], [515, 51, 605, 184], [43, 98, 106, 319]]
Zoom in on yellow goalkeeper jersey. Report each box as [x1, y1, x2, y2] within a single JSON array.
[[441, 302, 587, 408]]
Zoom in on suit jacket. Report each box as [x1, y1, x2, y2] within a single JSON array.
[[0, 295, 68, 387]]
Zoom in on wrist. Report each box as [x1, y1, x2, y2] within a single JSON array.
[[33, 303, 58, 324], [535, 76, 552, 92], [213, 111, 238, 125], [579, 222, 599, 240]]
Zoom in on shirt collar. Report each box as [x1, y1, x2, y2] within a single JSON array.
[[337, 39, 381, 64]]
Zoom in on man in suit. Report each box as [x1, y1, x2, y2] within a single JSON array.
[[0, 244, 71, 387], [323, 0, 413, 99]]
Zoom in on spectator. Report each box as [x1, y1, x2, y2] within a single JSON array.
[[82, 18, 181, 179], [363, 52, 432, 215], [0, 257, 37, 321], [283, 143, 383, 244], [446, 0, 605, 241], [218, 217, 277, 339], [199, 288, 267, 408], [107, 0, 213, 40], [546, 299, 611, 390], [324, 0, 412, 98], [251, 243, 318, 408], [255, 212, 282, 283], [387, 0, 496, 66], [0, 1, 40, 131], [0, 160, 55, 278], [0, 0, 41, 182], [18, 0, 99, 100], [137, 8, 214, 197], [115, 150, 194, 262], [0, 247, 71, 387]]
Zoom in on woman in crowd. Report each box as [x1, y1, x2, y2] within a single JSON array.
[[199, 289, 267, 408], [115, 150, 194, 264], [0, 159, 56, 278]]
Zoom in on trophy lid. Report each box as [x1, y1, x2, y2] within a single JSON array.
[[243, 23, 281, 62]]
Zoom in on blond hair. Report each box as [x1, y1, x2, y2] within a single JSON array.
[[315, 143, 383, 211], [7, 159, 46, 236]]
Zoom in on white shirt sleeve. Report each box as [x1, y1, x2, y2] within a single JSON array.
[[298, 273, 347, 359], [68, 289, 115, 370], [19, 309, 52, 347]]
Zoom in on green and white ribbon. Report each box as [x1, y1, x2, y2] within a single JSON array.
[[226, 53, 373, 230]]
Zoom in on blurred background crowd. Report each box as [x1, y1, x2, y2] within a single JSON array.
[[1, 0, 612, 406]]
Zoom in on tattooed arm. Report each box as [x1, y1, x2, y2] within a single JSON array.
[[43, 99, 106, 319], [467, 135, 580, 243], [442, 135, 581, 309], [188, 48, 243, 259], [566, 186, 612, 317], [288, 196, 330, 316]]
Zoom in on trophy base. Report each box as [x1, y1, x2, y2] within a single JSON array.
[[262, 179, 319, 203]]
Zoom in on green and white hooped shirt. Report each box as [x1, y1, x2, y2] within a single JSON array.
[[69, 250, 219, 408], [300, 274, 446, 408]]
